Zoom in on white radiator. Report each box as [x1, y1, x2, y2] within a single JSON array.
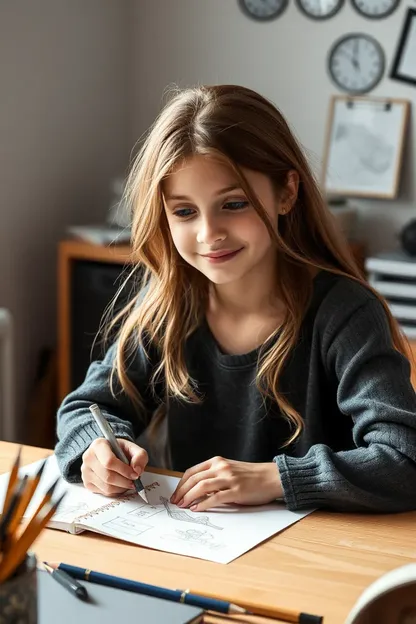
[[0, 309, 14, 441]]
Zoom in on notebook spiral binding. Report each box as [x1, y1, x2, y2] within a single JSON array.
[[73, 494, 134, 522]]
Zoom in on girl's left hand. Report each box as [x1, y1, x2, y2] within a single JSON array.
[[170, 456, 283, 512]]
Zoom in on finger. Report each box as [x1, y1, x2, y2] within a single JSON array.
[[190, 489, 232, 512], [172, 467, 217, 504], [93, 462, 136, 490], [176, 475, 225, 508], [82, 466, 132, 497], [171, 459, 214, 503], [92, 438, 137, 480], [117, 439, 149, 476]]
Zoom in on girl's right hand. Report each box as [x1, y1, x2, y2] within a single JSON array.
[[81, 437, 149, 497]]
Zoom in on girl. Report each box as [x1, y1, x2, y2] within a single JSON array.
[[55, 84, 416, 513]]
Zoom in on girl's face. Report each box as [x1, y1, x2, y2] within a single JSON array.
[[163, 154, 287, 287]]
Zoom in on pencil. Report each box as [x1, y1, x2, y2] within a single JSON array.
[[0, 493, 66, 583], [89, 403, 148, 503], [2, 445, 22, 515], [187, 587, 323, 623], [27, 476, 61, 521], [46, 563, 248, 615], [0, 476, 28, 550], [5, 459, 48, 538], [43, 563, 89, 601]]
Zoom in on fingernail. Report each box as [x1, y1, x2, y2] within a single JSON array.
[[177, 498, 184, 507], [190, 504, 198, 512], [130, 472, 137, 479], [170, 495, 176, 504]]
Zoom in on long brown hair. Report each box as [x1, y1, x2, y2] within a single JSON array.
[[109, 84, 407, 445]]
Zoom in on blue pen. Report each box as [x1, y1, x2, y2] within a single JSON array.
[[48, 563, 247, 615]]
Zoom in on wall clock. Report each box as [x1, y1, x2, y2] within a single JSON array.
[[351, 0, 400, 19], [296, 0, 344, 20], [328, 34, 385, 94], [238, 0, 288, 21]]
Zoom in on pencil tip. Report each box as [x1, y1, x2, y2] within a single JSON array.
[[44, 561, 58, 569], [139, 489, 149, 503]]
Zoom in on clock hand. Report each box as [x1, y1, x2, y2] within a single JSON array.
[[352, 39, 360, 71]]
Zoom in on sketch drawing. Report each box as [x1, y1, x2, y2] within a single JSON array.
[[55, 501, 89, 519], [160, 528, 224, 551], [128, 504, 164, 520], [102, 516, 152, 537], [334, 122, 393, 175], [160, 496, 223, 530]]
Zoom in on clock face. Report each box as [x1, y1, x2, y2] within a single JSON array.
[[238, 0, 288, 20], [296, 0, 344, 20], [328, 34, 385, 94], [351, 0, 400, 18]]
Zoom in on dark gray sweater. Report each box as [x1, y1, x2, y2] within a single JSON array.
[[55, 271, 416, 512]]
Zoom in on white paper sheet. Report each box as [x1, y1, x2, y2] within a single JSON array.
[[0, 455, 111, 529], [0, 455, 314, 564], [78, 471, 313, 563]]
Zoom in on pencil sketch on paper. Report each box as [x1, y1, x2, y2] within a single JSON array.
[[334, 122, 393, 176], [160, 496, 223, 530], [127, 504, 164, 520], [160, 528, 224, 551], [55, 501, 89, 519], [101, 516, 152, 537]]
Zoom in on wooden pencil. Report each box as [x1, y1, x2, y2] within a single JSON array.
[[2, 446, 22, 515], [188, 588, 323, 623], [0, 493, 66, 583], [0, 476, 28, 550], [5, 460, 49, 540]]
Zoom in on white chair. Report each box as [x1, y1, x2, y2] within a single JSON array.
[[0, 308, 14, 441]]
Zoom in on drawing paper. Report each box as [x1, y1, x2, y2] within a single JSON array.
[[0, 455, 313, 564]]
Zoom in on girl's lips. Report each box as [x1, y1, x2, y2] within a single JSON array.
[[202, 248, 243, 263]]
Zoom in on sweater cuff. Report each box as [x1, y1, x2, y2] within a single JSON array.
[[56, 419, 135, 483], [274, 453, 326, 511]]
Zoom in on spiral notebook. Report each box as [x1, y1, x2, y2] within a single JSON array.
[[0, 455, 313, 564]]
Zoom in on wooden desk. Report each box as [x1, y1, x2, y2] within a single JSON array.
[[2, 442, 416, 623]]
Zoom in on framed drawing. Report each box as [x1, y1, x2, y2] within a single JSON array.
[[322, 95, 409, 199], [390, 8, 416, 87]]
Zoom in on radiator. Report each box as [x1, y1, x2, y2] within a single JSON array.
[[0, 309, 14, 441]]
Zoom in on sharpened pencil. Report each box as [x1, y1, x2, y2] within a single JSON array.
[[0, 492, 66, 583], [2, 446, 22, 515]]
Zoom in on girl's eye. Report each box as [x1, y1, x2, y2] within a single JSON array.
[[224, 200, 249, 211], [172, 208, 195, 218]]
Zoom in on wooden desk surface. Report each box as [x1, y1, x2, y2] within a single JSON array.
[[2, 441, 416, 624]]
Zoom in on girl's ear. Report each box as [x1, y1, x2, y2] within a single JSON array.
[[278, 170, 299, 215]]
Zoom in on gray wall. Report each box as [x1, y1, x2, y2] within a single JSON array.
[[1, 0, 415, 439], [131, 0, 415, 254], [0, 0, 132, 440]]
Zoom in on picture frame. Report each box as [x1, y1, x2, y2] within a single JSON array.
[[390, 8, 416, 87], [322, 95, 410, 199]]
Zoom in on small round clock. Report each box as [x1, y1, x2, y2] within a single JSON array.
[[351, 0, 400, 19], [328, 34, 385, 94], [238, 0, 288, 21], [296, 0, 344, 20]]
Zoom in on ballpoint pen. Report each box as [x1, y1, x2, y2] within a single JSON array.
[[89, 403, 148, 503]]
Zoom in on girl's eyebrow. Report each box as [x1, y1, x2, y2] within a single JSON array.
[[165, 184, 242, 202]]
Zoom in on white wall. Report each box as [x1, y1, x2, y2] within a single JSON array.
[[131, 0, 415, 254], [0, 0, 132, 440]]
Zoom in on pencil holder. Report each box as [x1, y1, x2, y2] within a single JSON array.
[[0, 552, 37, 624]]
